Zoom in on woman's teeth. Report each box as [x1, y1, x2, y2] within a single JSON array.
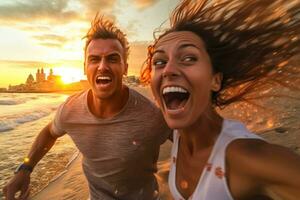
[[162, 86, 190, 110], [163, 86, 188, 94]]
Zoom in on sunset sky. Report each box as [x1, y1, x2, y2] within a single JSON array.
[[0, 0, 180, 88]]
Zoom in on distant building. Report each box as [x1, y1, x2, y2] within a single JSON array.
[[8, 68, 89, 92], [36, 68, 46, 83], [26, 74, 34, 85], [47, 69, 61, 84], [9, 68, 63, 92]]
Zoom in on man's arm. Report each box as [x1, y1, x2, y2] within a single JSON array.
[[3, 122, 59, 200]]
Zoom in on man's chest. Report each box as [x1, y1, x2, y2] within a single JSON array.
[[66, 122, 161, 161]]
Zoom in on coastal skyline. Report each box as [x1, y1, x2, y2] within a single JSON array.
[[0, 0, 180, 88]]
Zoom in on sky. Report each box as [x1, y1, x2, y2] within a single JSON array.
[[0, 0, 180, 88]]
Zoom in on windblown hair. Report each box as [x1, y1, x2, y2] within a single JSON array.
[[141, 0, 300, 107], [84, 14, 129, 61]]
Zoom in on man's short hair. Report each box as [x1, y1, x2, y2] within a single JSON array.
[[84, 14, 130, 61]]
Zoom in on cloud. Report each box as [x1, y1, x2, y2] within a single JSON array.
[[38, 42, 64, 48], [0, 60, 50, 69], [79, 0, 117, 19], [20, 25, 51, 32], [31, 34, 70, 48], [129, 0, 159, 10], [33, 34, 68, 43], [124, 20, 139, 39], [0, 59, 83, 69], [0, 0, 80, 24]]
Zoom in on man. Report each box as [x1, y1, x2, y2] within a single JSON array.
[[3, 15, 170, 200]]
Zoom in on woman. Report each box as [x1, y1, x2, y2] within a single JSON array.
[[141, 0, 300, 199]]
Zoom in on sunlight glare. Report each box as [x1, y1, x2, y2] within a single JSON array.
[[52, 67, 85, 84]]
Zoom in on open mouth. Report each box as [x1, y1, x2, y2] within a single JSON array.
[[162, 86, 190, 110], [96, 75, 112, 85]]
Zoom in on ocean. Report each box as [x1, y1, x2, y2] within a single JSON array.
[[0, 92, 77, 198]]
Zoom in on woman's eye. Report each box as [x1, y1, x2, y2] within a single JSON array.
[[153, 60, 166, 68], [182, 56, 197, 62]]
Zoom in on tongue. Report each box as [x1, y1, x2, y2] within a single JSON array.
[[168, 98, 187, 110]]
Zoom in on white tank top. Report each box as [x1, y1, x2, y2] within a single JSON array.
[[168, 119, 264, 200]]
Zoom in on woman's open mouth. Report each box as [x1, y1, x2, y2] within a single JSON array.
[[162, 86, 190, 111]]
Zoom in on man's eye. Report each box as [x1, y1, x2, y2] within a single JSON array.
[[108, 55, 120, 63], [89, 57, 99, 63]]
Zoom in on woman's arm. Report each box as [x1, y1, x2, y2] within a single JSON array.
[[227, 139, 300, 200]]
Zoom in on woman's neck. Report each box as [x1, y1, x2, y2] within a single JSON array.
[[178, 109, 223, 155]]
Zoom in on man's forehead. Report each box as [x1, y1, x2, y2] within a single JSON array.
[[86, 38, 124, 56]]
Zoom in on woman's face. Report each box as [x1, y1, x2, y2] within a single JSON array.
[[150, 31, 221, 129]]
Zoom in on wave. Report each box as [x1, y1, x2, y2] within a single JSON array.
[[0, 95, 43, 105], [0, 106, 58, 132], [0, 99, 27, 105]]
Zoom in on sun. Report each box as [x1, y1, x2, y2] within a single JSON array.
[[52, 67, 85, 84]]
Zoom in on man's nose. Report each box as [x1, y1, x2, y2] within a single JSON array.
[[97, 59, 108, 72]]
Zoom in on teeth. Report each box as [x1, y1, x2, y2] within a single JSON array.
[[97, 76, 111, 81], [163, 86, 188, 94]]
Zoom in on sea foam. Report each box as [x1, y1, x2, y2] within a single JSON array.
[[0, 106, 57, 132], [0, 99, 26, 105]]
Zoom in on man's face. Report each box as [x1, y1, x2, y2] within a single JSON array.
[[85, 39, 128, 99]]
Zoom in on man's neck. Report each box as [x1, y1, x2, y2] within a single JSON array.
[[89, 85, 129, 118]]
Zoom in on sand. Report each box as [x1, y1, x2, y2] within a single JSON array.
[[32, 141, 173, 200], [32, 152, 89, 200]]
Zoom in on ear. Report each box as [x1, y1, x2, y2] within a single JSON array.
[[124, 63, 128, 75], [84, 61, 87, 75], [211, 72, 223, 92]]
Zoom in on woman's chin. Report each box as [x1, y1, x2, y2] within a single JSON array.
[[165, 119, 187, 130]]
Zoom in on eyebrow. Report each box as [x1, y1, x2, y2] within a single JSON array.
[[107, 53, 121, 57], [152, 49, 165, 56], [178, 43, 202, 51], [87, 52, 121, 59], [153, 43, 202, 56]]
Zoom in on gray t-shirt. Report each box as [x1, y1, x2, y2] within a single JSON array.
[[50, 88, 170, 200]]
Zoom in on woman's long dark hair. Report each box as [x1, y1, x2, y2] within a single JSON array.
[[141, 0, 300, 107]]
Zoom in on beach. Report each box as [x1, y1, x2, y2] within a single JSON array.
[[1, 86, 299, 200]]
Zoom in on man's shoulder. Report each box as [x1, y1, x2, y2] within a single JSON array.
[[129, 87, 158, 111], [58, 90, 88, 119], [63, 90, 88, 107]]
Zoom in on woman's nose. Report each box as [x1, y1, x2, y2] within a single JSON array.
[[162, 60, 180, 78]]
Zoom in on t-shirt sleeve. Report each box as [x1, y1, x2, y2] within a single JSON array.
[[50, 102, 67, 137]]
